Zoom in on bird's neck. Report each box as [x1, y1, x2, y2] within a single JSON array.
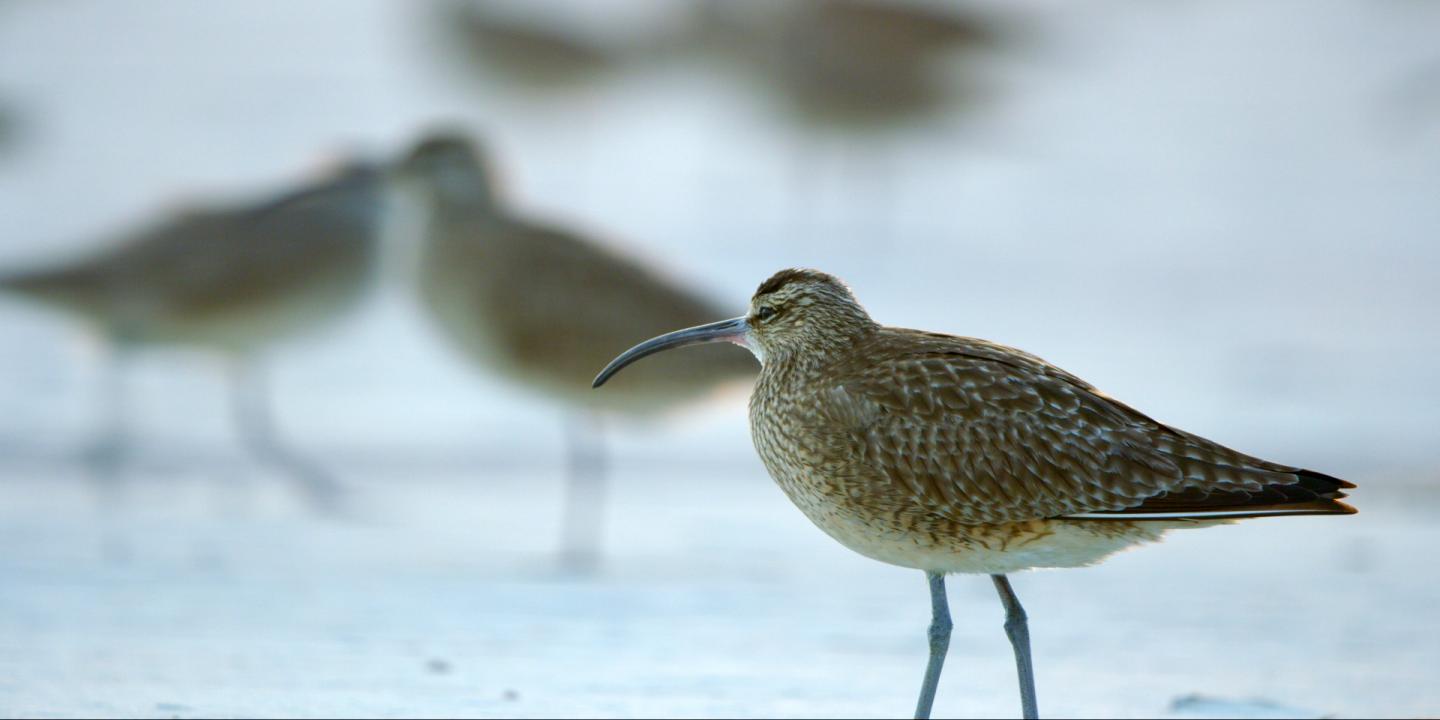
[[760, 324, 876, 380], [421, 190, 508, 250], [418, 172, 502, 217]]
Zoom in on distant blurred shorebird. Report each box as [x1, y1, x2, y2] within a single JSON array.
[[395, 134, 754, 573], [428, 0, 623, 92], [699, 0, 1008, 127], [691, 0, 1015, 248], [595, 268, 1356, 719], [430, 0, 1010, 125], [420, 0, 1017, 248], [0, 161, 387, 507]]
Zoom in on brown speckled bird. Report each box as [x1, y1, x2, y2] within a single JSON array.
[[594, 268, 1356, 719], [395, 134, 756, 572], [0, 161, 387, 505]]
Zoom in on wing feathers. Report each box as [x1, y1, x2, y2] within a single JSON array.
[[1068, 467, 1356, 520], [826, 329, 1356, 525]]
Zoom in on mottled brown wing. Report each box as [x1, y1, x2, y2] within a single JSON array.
[[130, 168, 382, 314], [0, 166, 382, 332], [815, 332, 1352, 524], [0, 209, 242, 318]]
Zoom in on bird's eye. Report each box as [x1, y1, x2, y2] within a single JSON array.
[[755, 306, 777, 321]]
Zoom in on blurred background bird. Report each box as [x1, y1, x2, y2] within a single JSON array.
[[695, 0, 1008, 128], [415, 0, 1017, 247], [394, 133, 755, 573], [423, 0, 630, 94], [0, 159, 389, 508], [687, 0, 1018, 247]]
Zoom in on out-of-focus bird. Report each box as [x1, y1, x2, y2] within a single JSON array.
[[421, 0, 694, 95], [689, 0, 1017, 249], [394, 133, 755, 573], [697, 0, 1009, 128], [0, 160, 388, 506], [427, 0, 620, 92], [595, 268, 1356, 719]]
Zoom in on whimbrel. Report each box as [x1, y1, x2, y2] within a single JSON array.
[[0, 160, 387, 505], [395, 134, 755, 572], [594, 268, 1356, 718], [698, 0, 1006, 126]]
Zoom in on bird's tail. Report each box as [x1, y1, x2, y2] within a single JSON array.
[[1071, 468, 1357, 521]]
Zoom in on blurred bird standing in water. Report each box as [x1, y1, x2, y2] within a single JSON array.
[[427, 0, 624, 93], [394, 134, 755, 573], [0, 160, 388, 507], [699, 0, 1007, 127], [692, 0, 1014, 247]]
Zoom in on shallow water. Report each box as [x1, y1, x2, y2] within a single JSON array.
[[1, 465, 1436, 718]]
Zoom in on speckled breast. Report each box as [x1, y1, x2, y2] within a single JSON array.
[[749, 367, 931, 564]]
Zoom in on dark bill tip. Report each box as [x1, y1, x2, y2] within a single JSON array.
[[592, 316, 749, 389]]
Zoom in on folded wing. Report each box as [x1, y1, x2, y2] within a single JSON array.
[[820, 331, 1355, 525]]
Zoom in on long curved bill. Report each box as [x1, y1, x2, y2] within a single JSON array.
[[592, 316, 749, 388]]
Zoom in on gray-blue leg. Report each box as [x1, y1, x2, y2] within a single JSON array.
[[229, 357, 342, 512], [84, 339, 133, 562], [558, 412, 606, 575], [81, 340, 129, 480], [914, 571, 952, 719], [992, 574, 1039, 719]]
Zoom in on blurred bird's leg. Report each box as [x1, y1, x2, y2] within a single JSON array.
[[914, 571, 952, 720], [79, 337, 135, 562], [227, 355, 344, 512], [80, 339, 131, 482], [558, 411, 606, 575], [992, 574, 1039, 720]]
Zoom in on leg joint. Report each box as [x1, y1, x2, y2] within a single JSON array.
[[1005, 602, 1028, 625], [1003, 615, 1027, 640], [928, 613, 953, 644]]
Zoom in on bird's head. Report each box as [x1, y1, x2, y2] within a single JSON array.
[[744, 268, 876, 358], [393, 132, 497, 206], [593, 268, 875, 388]]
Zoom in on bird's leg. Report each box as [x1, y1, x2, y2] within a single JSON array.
[[558, 411, 606, 575], [228, 356, 342, 513], [80, 337, 135, 562], [992, 574, 1039, 719], [914, 570, 952, 720], [81, 339, 130, 481]]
